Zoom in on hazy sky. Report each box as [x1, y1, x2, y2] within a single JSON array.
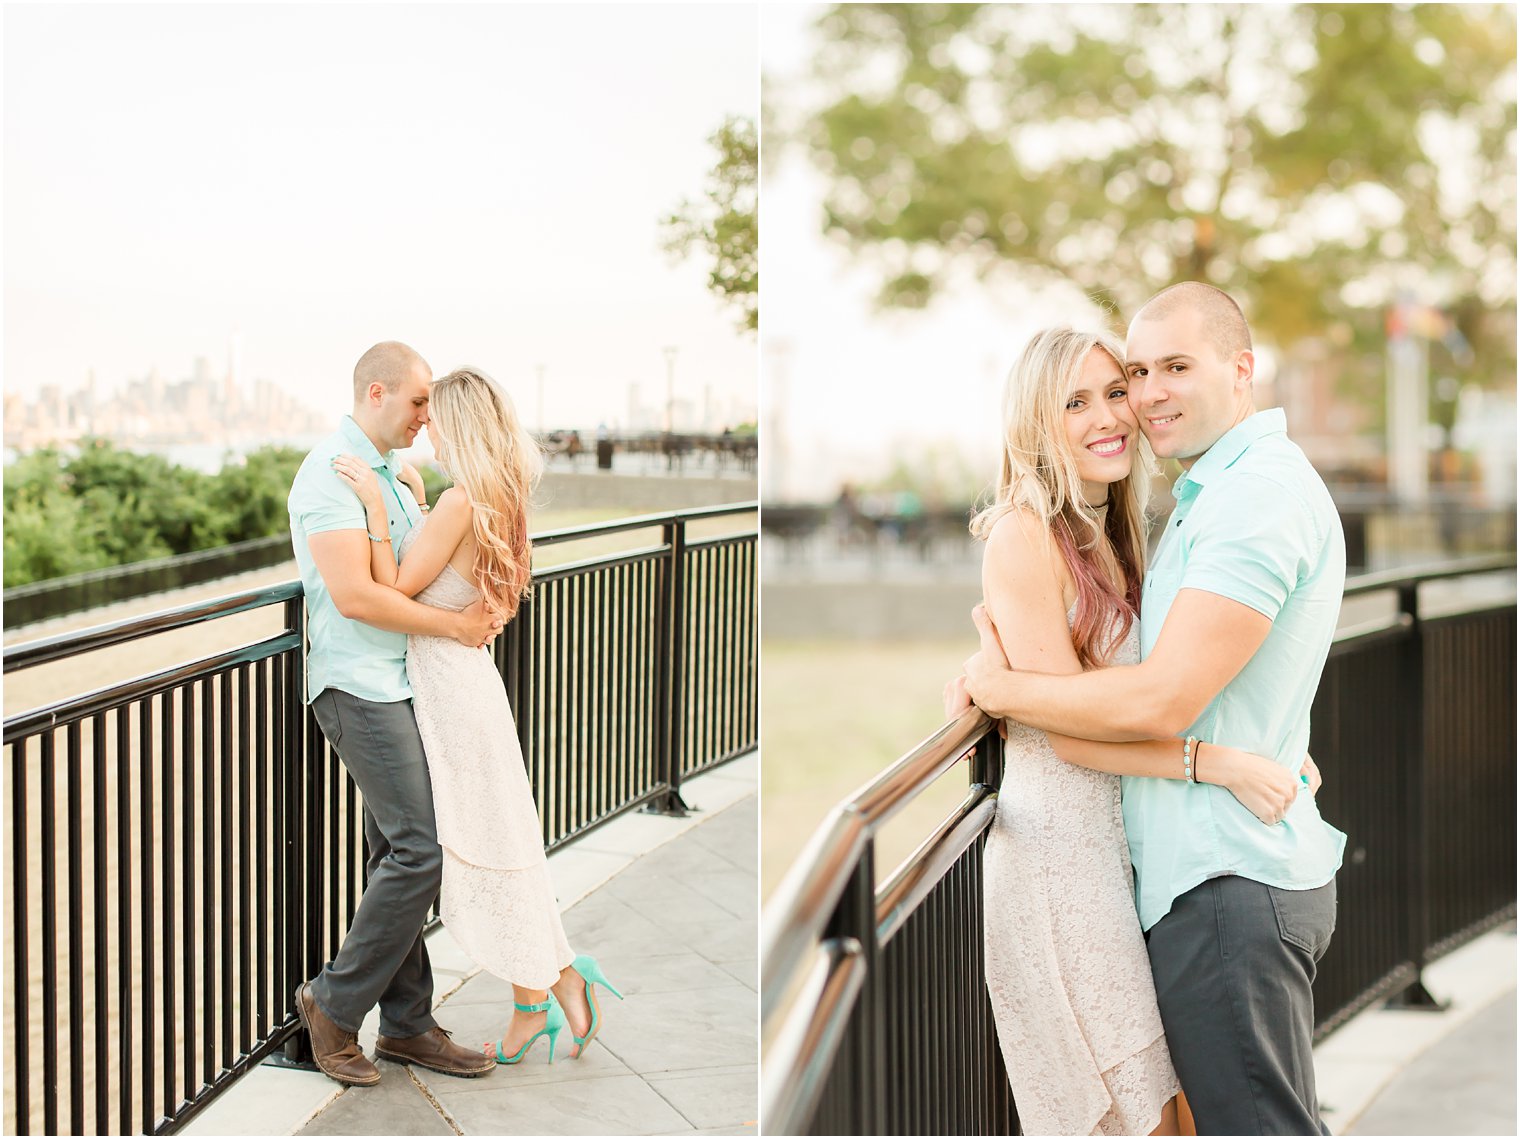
[[760, 4, 1112, 501], [5, 3, 758, 431]]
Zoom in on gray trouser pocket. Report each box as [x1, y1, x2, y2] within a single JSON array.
[[312, 689, 344, 748], [1267, 880, 1337, 960]]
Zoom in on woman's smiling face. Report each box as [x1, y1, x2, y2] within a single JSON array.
[[1065, 347, 1137, 502]]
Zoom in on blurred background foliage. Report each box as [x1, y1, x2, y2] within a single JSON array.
[[790, 3, 1515, 395], [663, 114, 760, 333], [3, 442, 305, 588]]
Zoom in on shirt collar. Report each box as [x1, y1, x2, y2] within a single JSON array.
[[339, 415, 400, 477], [1172, 407, 1286, 496]]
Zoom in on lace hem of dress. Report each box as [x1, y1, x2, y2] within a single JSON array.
[[437, 846, 575, 990], [1091, 1033, 1181, 1137]]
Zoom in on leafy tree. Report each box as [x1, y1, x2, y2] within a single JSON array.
[[63, 440, 217, 561], [2, 440, 307, 587], [792, 4, 1515, 379], [2, 449, 112, 586], [662, 114, 759, 333], [209, 445, 305, 543]]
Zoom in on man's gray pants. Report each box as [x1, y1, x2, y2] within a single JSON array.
[[307, 688, 441, 1039], [1147, 874, 1337, 1136]]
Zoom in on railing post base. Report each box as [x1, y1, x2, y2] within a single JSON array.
[[264, 1029, 319, 1071], [642, 790, 692, 818], [1385, 979, 1449, 1013]]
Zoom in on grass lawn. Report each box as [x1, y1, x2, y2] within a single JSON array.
[[761, 637, 985, 901]]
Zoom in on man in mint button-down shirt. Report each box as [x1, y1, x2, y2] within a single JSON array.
[[965, 284, 1345, 1135], [290, 413, 422, 704], [284, 341, 503, 1087]]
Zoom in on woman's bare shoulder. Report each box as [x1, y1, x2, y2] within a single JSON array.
[[983, 507, 1072, 602]]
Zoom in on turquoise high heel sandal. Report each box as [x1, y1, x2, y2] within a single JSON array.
[[565, 954, 624, 1059], [488, 998, 566, 1064]]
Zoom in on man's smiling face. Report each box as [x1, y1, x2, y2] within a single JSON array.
[[1124, 306, 1251, 466]]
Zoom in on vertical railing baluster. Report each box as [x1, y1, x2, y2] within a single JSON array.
[[11, 735, 31, 1136], [271, 654, 288, 1045], [139, 695, 155, 1134], [91, 713, 109, 1133], [576, 571, 587, 831], [201, 676, 218, 1090], [1390, 582, 1440, 1009], [326, 719, 341, 967], [554, 577, 568, 844], [254, 658, 268, 1043], [66, 721, 85, 1135], [220, 669, 235, 1073], [40, 729, 58, 1138], [181, 682, 197, 1104], [237, 665, 253, 1057], [161, 687, 176, 1124], [115, 705, 132, 1135], [654, 518, 688, 813]]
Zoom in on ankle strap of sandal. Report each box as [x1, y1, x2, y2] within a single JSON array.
[[514, 999, 553, 1013]]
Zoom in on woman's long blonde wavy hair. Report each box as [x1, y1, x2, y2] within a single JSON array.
[[428, 367, 542, 621], [970, 327, 1155, 669]]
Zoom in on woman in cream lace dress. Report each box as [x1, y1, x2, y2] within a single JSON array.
[[334, 367, 620, 1066], [945, 329, 1311, 1134]]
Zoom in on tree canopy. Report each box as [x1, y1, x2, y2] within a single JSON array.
[[662, 114, 759, 333], [3, 441, 306, 588], [793, 4, 1515, 371]]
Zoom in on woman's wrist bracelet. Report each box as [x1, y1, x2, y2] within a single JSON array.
[[1183, 735, 1198, 784], [367, 531, 391, 544]]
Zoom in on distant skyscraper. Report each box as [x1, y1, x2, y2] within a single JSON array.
[[224, 331, 243, 421]]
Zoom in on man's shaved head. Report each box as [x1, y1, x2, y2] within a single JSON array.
[[353, 341, 427, 402], [1131, 282, 1251, 361]]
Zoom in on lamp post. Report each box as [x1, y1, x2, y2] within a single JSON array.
[[663, 346, 678, 434]]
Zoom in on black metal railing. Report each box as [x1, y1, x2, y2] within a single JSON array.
[[759, 497, 1518, 575], [1310, 554, 1517, 1032], [3, 535, 294, 630], [760, 555, 1515, 1135], [4, 503, 757, 1136]]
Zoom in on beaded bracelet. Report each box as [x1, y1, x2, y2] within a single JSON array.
[[1183, 735, 1198, 784], [367, 532, 392, 544]]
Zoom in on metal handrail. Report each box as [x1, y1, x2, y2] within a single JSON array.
[[3, 503, 761, 673], [760, 938, 867, 1138], [760, 704, 992, 1020], [874, 788, 998, 944], [530, 500, 758, 546], [1341, 552, 1514, 598], [3, 581, 304, 673]]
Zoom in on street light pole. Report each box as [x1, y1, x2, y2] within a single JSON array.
[[663, 346, 678, 434]]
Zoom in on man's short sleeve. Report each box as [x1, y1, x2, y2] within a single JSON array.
[[1180, 472, 1317, 621], [292, 466, 366, 535]]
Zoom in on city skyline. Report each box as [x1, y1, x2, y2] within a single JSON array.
[[4, 342, 757, 465], [4, 4, 758, 431]]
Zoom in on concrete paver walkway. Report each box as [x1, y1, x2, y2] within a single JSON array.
[[301, 794, 758, 1137], [1348, 988, 1515, 1136], [1317, 922, 1515, 1136], [183, 756, 757, 1137]]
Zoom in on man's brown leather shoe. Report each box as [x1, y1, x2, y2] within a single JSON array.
[[375, 1026, 495, 1078], [294, 983, 381, 1087]]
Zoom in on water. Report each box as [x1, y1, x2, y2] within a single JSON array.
[[4, 437, 327, 475]]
